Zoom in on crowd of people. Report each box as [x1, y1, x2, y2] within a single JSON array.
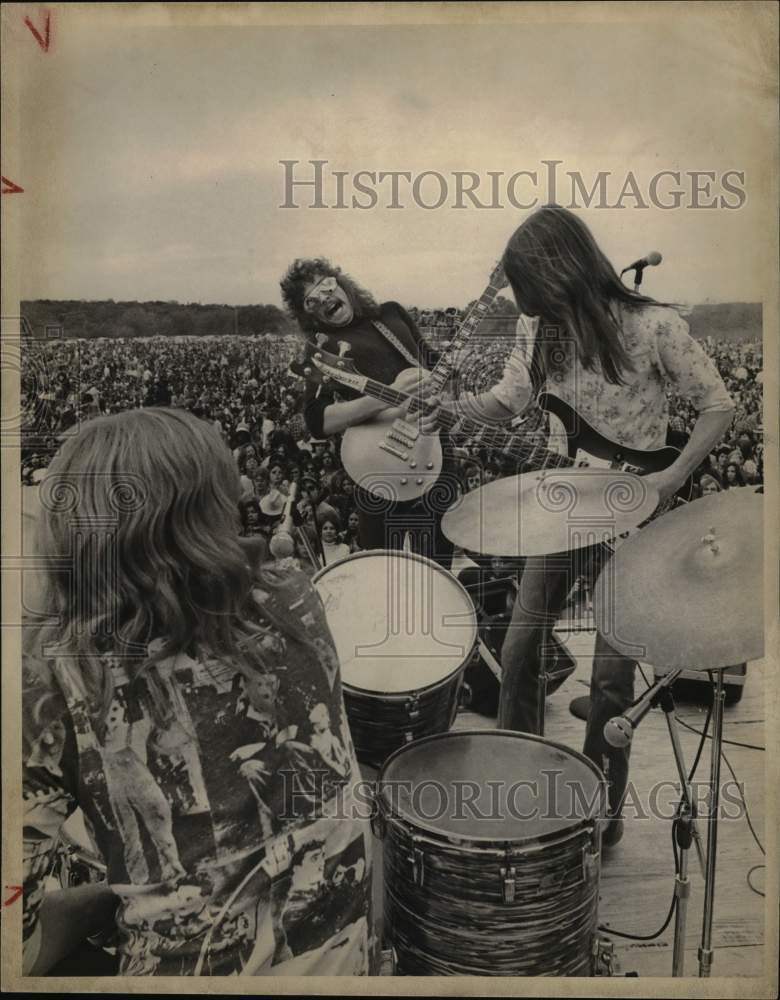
[[20, 327, 764, 568]]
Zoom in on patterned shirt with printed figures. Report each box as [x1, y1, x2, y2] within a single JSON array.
[[22, 562, 379, 976], [492, 304, 734, 449]]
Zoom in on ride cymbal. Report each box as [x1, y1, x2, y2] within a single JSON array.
[[592, 489, 763, 670]]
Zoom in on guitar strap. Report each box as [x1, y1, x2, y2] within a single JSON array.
[[371, 319, 422, 370]]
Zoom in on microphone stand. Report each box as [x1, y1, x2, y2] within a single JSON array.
[[620, 263, 646, 293]]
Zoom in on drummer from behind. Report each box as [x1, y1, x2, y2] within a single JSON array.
[[22, 408, 378, 976], [421, 205, 734, 847]]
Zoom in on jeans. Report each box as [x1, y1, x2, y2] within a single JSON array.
[[498, 546, 636, 817], [354, 483, 455, 570]]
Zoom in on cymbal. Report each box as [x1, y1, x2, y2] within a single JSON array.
[[592, 489, 763, 670], [441, 469, 660, 557]]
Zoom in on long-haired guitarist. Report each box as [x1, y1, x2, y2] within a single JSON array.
[[280, 257, 455, 568], [426, 206, 735, 844]]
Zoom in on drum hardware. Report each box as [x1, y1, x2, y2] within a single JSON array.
[[368, 784, 386, 841], [409, 844, 426, 888], [499, 858, 517, 904], [592, 937, 616, 976], [403, 693, 421, 721], [698, 667, 726, 979], [592, 490, 763, 978], [582, 840, 601, 882], [457, 680, 472, 709]]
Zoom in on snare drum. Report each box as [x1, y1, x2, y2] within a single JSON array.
[[313, 550, 477, 768], [376, 730, 607, 976]]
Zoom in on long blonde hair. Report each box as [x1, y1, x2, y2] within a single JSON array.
[[29, 408, 282, 727]]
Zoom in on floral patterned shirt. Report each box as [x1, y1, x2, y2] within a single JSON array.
[[491, 305, 734, 450], [22, 562, 378, 976]]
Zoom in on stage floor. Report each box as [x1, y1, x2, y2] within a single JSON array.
[[368, 626, 768, 979]]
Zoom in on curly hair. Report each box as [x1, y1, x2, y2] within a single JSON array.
[[279, 257, 380, 335]]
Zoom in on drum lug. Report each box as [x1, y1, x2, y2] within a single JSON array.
[[404, 693, 421, 721], [409, 845, 425, 887], [582, 844, 600, 881], [500, 865, 517, 904], [367, 784, 386, 840], [592, 936, 616, 976]]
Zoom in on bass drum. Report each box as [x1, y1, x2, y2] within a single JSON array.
[[376, 730, 607, 976], [313, 550, 477, 768]]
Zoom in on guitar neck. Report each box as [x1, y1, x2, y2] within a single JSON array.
[[359, 376, 572, 473], [425, 277, 509, 396]]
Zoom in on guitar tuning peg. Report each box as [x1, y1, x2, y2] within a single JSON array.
[[315, 333, 329, 348], [337, 341, 351, 357]]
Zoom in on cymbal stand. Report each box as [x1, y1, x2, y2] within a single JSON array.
[[698, 667, 726, 977], [654, 675, 707, 976], [613, 667, 707, 976]]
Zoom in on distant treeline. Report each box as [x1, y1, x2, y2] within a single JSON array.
[[19, 298, 761, 342], [20, 300, 295, 340], [470, 301, 763, 342], [685, 302, 762, 342]]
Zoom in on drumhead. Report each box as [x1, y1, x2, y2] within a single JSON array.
[[313, 550, 477, 695], [378, 730, 606, 843]]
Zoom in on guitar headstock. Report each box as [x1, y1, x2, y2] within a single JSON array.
[[288, 341, 365, 392]]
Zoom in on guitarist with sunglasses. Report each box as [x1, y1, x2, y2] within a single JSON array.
[[280, 258, 456, 569], [421, 206, 734, 846]]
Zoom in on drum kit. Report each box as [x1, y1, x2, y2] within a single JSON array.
[[44, 471, 764, 979], [309, 472, 764, 978]]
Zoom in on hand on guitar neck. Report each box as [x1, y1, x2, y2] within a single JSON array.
[[368, 367, 437, 426], [320, 367, 430, 435]]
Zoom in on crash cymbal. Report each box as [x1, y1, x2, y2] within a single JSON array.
[[592, 489, 763, 670], [442, 468, 659, 557]]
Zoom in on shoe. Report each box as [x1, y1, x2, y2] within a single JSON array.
[[569, 694, 591, 721], [602, 817, 624, 850]]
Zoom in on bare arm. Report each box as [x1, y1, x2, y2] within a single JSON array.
[[321, 396, 388, 436], [644, 409, 734, 501], [450, 388, 523, 425]]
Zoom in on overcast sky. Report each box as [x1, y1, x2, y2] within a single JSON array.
[[11, 8, 776, 309]]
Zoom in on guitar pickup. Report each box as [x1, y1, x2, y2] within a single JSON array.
[[391, 419, 419, 442], [379, 442, 410, 461], [388, 434, 415, 451]]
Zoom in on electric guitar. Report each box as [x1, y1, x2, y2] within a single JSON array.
[[293, 261, 508, 503], [291, 346, 694, 510]]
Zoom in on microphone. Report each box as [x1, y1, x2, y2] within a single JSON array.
[[269, 482, 299, 559], [621, 252, 662, 275], [603, 668, 680, 748], [603, 694, 656, 749]]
